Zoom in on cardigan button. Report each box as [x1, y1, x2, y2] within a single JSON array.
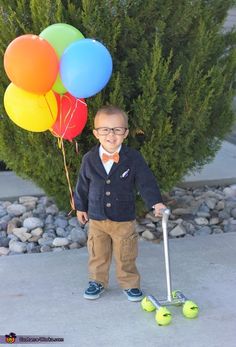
[[105, 191, 111, 196], [106, 203, 111, 207], [106, 179, 111, 184]]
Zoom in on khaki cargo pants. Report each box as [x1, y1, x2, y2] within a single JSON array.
[[87, 219, 140, 289]]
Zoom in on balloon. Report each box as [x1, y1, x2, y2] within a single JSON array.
[[40, 23, 84, 94], [4, 34, 59, 94], [40, 23, 84, 57], [60, 38, 113, 98], [51, 92, 87, 140], [4, 83, 58, 132], [52, 75, 67, 95]]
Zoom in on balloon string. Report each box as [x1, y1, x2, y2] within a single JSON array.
[[60, 138, 75, 214], [61, 97, 75, 138], [62, 98, 87, 139], [61, 97, 87, 139], [59, 94, 63, 132], [57, 136, 62, 149], [75, 140, 79, 154], [50, 94, 71, 140], [61, 94, 71, 124], [52, 95, 87, 140], [44, 94, 54, 121], [77, 99, 87, 106]]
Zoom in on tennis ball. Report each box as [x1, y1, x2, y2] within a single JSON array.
[[141, 297, 155, 312], [182, 300, 199, 318], [155, 307, 172, 326]]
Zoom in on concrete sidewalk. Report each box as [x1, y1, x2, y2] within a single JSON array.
[[0, 171, 44, 200], [182, 141, 236, 187], [0, 233, 236, 346]]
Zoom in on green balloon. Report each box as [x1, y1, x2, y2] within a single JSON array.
[[40, 23, 85, 94], [40, 23, 84, 56], [52, 74, 67, 95]]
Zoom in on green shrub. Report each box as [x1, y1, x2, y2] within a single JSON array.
[[0, 0, 236, 211]]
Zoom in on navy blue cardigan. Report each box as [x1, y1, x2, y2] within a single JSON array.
[[74, 144, 163, 221]]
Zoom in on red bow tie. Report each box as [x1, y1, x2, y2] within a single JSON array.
[[102, 152, 119, 163]]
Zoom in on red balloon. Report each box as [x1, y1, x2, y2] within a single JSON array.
[[51, 92, 87, 140]]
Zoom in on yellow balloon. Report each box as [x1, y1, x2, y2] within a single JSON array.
[[4, 83, 58, 132]]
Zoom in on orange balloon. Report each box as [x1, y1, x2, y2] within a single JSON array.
[[4, 34, 59, 94]]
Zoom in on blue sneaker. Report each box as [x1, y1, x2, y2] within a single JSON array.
[[84, 281, 105, 300], [123, 288, 144, 302]]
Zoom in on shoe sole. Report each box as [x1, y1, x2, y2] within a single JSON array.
[[123, 290, 144, 302], [83, 288, 105, 300]]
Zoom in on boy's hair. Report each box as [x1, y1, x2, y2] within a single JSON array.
[[95, 105, 128, 127]]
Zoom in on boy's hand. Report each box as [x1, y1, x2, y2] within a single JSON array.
[[153, 203, 167, 217], [76, 211, 89, 224]]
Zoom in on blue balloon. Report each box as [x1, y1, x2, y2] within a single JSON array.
[[60, 38, 113, 98]]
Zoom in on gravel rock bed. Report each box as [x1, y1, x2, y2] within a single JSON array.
[[0, 184, 236, 256]]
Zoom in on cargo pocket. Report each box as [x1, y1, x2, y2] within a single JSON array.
[[88, 232, 111, 261], [121, 233, 138, 261]]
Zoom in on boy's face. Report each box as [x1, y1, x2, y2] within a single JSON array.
[[93, 112, 129, 153]]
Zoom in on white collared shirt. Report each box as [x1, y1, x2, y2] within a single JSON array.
[[99, 145, 121, 174]]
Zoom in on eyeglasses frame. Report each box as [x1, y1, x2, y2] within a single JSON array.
[[94, 127, 128, 135]]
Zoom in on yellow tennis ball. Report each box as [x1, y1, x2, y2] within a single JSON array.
[[155, 307, 172, 326], [141, 297, 155, 312], [182, 300, 199, 318]]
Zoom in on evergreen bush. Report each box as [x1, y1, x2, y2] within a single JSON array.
[[0, 0, 236, 211]]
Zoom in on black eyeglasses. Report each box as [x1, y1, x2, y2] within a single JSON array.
[[94, 127, 128, 135]]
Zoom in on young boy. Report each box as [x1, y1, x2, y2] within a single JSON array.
[[74, 105, 166, 301]]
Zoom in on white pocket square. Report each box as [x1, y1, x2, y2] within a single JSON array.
[[120, 169, 130, 178]]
